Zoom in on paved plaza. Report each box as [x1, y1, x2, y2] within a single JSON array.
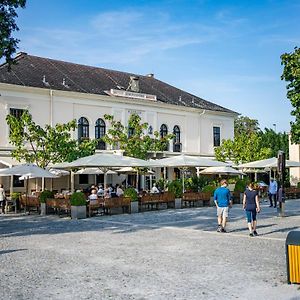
[[1, 200, 300, 300]]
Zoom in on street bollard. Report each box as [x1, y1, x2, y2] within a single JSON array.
[[286, 231, 300, 284]]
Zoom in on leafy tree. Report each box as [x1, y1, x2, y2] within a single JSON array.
[[281, 47, 300, 144], [214, 132, 272, 164], [0, 0, 26, 68], [234, 116, 260, 136], [6, 110, 97, 168], [103, 113, 174, 159], [259, 128, 289, 158]]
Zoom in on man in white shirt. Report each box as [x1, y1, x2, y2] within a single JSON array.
[[150, 183, 159, 194], [116, 185, 124, 197], [268, 178, 278, 208]]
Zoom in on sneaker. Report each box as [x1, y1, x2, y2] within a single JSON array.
[[217, 226, 222, 232], [249, 233, 254, 237], [269, 205, 273, 207], [253, 231, 258, 236], [221, 228, 226, 233]]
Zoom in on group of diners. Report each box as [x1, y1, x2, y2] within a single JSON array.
[[83, 184, 124, 204]]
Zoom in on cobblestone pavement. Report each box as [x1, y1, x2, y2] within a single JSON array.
[[1, 200, 300, 300]]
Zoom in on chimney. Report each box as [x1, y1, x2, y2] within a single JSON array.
[[128, 76, 140, 92]]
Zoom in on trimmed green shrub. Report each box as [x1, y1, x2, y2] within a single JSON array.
[[156, 178, 167, 191], [201, 185, 216, 196], [11, 192, 21, 201], [234, 178, 250, 193], [167, 179, 183, 198], [185, 176, 214, 192], [70, 192, 86, 206], [124, 187, 138, 202], [297, 182, 300, 188], [39, 190, 55, 203]]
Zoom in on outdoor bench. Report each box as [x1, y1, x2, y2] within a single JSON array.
[[20, 195, 40, 213], [182, 192, 211, 208], [46, 198, 71, 216], [285, 188, 300, 199], [103, 196, 131, 215], [88, 198, 105, 217], [139, 192, 175, 211]]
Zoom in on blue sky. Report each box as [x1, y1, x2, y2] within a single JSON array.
[[14, 0, 300, 132]]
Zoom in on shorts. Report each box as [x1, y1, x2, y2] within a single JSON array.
[[217, 206, 229, 218], [245, 210, 257, 223]]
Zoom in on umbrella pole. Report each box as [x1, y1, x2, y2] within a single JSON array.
[[136, 170, 139, 191], [104, 172, 107, 189], [42, 177, 45, 191], [10, 175, 13, 196], [70, 171, 74, 193]]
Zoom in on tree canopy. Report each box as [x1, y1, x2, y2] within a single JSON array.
[[234, 116, 260, 136], [103, 113, 174, 160], [0, 0, 26, 68], [215, 115, 288, 164], [281, 47, 300, 144], [6, 110, 97, 168]]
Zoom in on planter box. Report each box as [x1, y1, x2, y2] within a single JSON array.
[[40, 203, 46, 215], [130, 201, 139, 213], [71, 205, 86, 219], [175, 198, 182, 209]]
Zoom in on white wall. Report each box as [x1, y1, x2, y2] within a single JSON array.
[[0, 83, 236, 157], [289, 134, 300, 186]]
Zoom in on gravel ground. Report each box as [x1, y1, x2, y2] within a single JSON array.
[[1, 200, 300, 300]]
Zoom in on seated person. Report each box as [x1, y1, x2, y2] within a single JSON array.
[[116, 184, 124, 197], [88, 189, 98, 205], [97, 185, 104, 197], [150, 183, 160, 194]]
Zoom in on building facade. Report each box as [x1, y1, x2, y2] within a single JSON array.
[[0, 53, 238, 191]]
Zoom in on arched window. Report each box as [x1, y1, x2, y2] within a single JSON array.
[[173, 125, 181, 152], [78, 117, 89, 141], [95, 118, 106, 150], [160, 124, 168, 138], [160, 124, 169, 151]]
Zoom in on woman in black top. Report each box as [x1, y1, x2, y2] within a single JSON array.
[[243, 183, 261, 237]]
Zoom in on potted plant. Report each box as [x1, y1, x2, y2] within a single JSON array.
[[124, 187, 139, 213], [39, 190, 55, 215], [202, 184, 216, 206], [167, 179, 183, 209], [10, 192, 21, 213], [234, 178, 250, 204], [70, 192, 87, 219]]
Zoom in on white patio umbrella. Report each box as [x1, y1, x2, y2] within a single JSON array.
[[158, 154, 228, 168], [157, 154, 228, 192], [0, 164, 57, 200], [199, 166, 245, 176], [116, 167, 155, 175], [48, 168, 70, 177], [238, 157, 300, 169], [57, 153, 156, 190], [0, 164, 57, 178], [75, 168, 117, 175]]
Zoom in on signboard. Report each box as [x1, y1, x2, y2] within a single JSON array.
[[109, 89, 157, 101]]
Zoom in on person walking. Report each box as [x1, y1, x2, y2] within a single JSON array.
[[243, 183, 261, 237], [0, 184, 6, 214], [214, 179, 232, 233], [268, 178, 278, 208]]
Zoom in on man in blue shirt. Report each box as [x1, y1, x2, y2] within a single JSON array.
[[268, 178, 278, 208], [214, 179, 232, 233]]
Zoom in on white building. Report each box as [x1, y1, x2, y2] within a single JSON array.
[[0, 53, 238, 192], [289, 135, 300, 186]]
